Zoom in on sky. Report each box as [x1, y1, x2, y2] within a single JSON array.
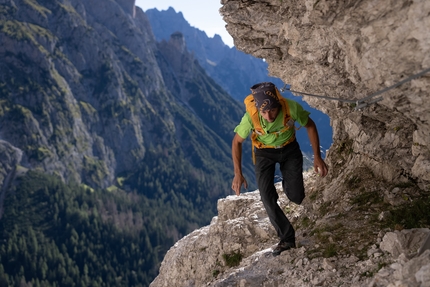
[[134, 0, 234, 47]]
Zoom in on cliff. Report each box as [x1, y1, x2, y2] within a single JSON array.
[[220, 0, 430, 190], [0, 0, 252, 192], [0, 1, 256, 284], [150, 0, 430, 286]]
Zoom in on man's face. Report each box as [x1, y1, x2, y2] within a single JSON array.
[[260, 107, 280, 122]]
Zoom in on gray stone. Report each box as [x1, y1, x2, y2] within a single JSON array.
[[380, 229, 430, 258]]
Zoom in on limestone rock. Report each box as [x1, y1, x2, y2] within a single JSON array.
[[151, 177, 430, 287], [380, 229, 430, 258], [150, 189, 278, 287], [220, 0, 430, 191]]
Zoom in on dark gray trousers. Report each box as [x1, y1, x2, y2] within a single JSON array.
[[254, 140, 305, 243]]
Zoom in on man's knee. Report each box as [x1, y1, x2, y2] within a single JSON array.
[[288, 191, 305, 205], [283, 184, 305, 204], [282, 180, 305, 203]]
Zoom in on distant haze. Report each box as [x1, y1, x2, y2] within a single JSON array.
[[134, 0, 234, 47]]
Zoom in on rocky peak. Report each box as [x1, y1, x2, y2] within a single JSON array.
[[156, 32, 197, 92], [115, 0, 136, 17], [144, 7, 285, 100], [168, 31, 186, 54]]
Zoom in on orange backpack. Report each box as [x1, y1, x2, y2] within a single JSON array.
[[244, 94, 296, 163]]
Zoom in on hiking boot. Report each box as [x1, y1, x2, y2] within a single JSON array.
[[272, 241, 296, 256]]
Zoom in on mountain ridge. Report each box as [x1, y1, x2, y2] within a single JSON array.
[[0, 0, 257, 285]]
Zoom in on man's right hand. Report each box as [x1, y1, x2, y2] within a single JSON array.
[[231, 133, 247, 196], [231, 174, 248, 196]]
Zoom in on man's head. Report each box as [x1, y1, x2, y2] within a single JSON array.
[[250, 82, 281, 122]]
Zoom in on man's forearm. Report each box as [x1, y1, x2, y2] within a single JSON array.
[[305, 118, 328, 176], [232, 133, 246, 175], [232, 140, 243, 175], [305, 118, 322, 159], [231, 134, 248, 195]]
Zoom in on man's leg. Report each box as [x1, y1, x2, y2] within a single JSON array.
[[255, 149, 295, 243], [280, 141, 305, 205]]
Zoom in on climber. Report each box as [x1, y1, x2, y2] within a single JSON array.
[[231, 82, 328, 256]]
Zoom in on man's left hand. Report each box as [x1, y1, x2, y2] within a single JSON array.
[[314, 156, 328, 177]]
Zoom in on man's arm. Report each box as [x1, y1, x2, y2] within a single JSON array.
[[304, 117, 328, 177], [231, 133, 248, 195]]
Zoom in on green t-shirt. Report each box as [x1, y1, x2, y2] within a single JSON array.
[[234, 99, 310, 146]]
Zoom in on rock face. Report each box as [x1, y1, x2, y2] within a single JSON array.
[[220, 0, 430, 190], [0, 0, 250, 193], [0, 140, 22, 219], [0, 0, 162, 187], [150, 0, 430, 286]]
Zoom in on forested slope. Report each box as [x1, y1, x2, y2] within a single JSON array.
[[0, 0, 255, 286]]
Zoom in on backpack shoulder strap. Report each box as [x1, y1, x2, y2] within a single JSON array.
[[279, 96, 293, 128], [244, 94, 265, 135], [244, 94, 296, 164]]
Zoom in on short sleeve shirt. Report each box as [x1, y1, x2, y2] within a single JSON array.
[[234, 99, 310, 147]]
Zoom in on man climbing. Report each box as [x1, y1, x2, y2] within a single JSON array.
[[231, 82, 328, 256]]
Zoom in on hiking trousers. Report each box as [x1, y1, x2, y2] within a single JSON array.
[[254, 139, 305, 243]]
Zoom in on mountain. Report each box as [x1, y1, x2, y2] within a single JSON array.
[[144, 7, 333, 160], [145, 7, 279, 100], [0, 0, 255, 285]]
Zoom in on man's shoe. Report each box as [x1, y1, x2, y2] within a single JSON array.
[[272, 241, 296, 256]]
